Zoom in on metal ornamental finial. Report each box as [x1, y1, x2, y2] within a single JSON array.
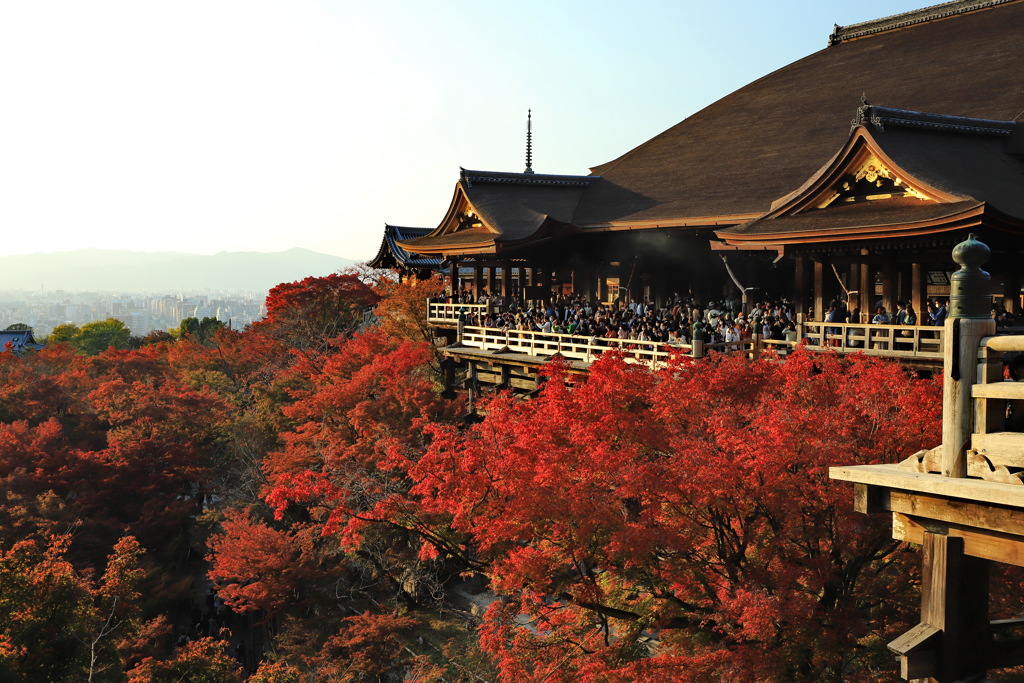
[[524, 109, 534, 174], [949, 233, 992, 319]]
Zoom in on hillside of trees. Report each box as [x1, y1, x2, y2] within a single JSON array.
[[2, 271, 1021, 681]]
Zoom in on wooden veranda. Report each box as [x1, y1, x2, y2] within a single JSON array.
[[832, 235, 1024, 682]]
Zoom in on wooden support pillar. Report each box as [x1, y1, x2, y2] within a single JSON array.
[[847, 263, 860, 321], [473, 264, 483, 299], [942, 316, 995, 477], [859, 261, 871, 321], [793, 255, 808, 319], [532, 267, 549, 302], [911, 262, 927, 319], [467, 362, 478, 414], [501, 262, 512, 300], [883, 258, 896, 315], [441, 358, 457, 399], [487, 266, 497, 297], [581, 265, 594, 302], [813, 259, 824, 321], [889, 532, 990, 682], [449, 257, 460, 297]]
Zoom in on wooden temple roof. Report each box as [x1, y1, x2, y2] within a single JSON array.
[[575, 0, 1024, 230], [388, 0, 1024, 259], [368, 225, 442, 269], [397, 169, 596, 256], [716, 107, 1024, 246]]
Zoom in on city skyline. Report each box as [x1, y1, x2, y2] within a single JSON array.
[[1, 1, 929, 261]]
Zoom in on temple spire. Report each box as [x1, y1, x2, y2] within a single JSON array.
[[524, 109, 534, 174]]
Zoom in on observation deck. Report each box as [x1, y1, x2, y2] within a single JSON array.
[[831, 236, 1024, 682]]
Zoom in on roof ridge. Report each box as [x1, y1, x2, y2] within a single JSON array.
[[460, 168, 598, 189], [829, 0, 1019, 45], [852, 104, 1018, 136]]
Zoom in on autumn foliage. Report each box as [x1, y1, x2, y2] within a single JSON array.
[[0, 272, 977, 681]]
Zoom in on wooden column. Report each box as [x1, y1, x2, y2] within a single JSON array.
[[501, 263, 512, 300], [487, 266, 497, 297], [848, 263, 860, 321], [581, 265, 594, 302], [895, 533, 990, 682], [793, 255, 808, 318], [813, 259, 824, 321], [473, 264, 483, 298], [449, 257, 460, 297], [911, 262, 927, 318], [883, 258, 897, 315], [942, 316, 995, 477], [860, 261, 871, 319]]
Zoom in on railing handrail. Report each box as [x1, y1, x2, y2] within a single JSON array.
[[430, 305, 948, 363]]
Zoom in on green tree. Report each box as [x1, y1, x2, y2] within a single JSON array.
[[74, 319, 132, 355], [3, 323, 32, 332], [174, 317, 226, 345], [46, 323, 80, 344]]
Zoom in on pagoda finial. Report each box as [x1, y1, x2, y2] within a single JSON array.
[[524, 109, 534, 174]]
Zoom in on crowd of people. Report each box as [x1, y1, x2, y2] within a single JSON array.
[[434, 291, 800, 347], [433, 290, 1021, 350]]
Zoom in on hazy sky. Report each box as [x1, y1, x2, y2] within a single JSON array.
[[0, 1, 930, 260]]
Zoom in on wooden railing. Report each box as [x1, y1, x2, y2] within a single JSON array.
[[459, 326, 764, 366], [799, 321, 944, 359], [428, 303, 949, 364], [427, 302, 493, 322], [966, 334, 1024, 483]]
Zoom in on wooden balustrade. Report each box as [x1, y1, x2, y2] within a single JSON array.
[[799, 321, 944, 359], [428, 303, 947, 364], [427, 301, 493, 322]]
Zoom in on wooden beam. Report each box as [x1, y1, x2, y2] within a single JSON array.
[[972, 382, 1024, 400], [886, 490, 1024, 537], [830, 464, 1024, 509], [853, 483, 889, 514], [894, 513, 1024, 567], [888, 622, 940, 680]]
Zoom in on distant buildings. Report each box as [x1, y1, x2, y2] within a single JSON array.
[[0, 290, 267, 338]]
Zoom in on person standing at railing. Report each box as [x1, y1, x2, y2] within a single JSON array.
[[871, 306, 890, 325], [825, 304, 841, 347], [933, 299, 949, 326]]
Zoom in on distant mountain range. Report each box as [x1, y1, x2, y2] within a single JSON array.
[[0, 248, 357, 293]]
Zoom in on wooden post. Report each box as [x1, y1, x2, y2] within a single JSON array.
[[793, 254, 807, 315], [501, 262, 512, 301], [912, 262, 927, 321], [883, 258, 896, 314], [473, 265, 483, 299], [813, 259, 824, 321], [919, 532, 989, 682], [449, 256, 460, 297], [860, 261, 871, 319]]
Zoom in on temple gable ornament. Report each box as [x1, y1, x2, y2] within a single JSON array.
[[815, 154, 932, 209]]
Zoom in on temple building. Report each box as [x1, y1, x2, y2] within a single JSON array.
[[379, 0, 1024, 319]]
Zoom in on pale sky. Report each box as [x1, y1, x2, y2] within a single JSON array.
[[0, 1, 929, 261]]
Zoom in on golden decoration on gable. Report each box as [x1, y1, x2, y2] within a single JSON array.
[[816, 154, 931, 209]]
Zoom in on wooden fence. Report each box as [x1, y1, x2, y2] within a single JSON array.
[[428, 302, 948, 365]]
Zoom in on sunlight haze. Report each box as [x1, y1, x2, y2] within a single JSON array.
[[0, 0, 928, 260]]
